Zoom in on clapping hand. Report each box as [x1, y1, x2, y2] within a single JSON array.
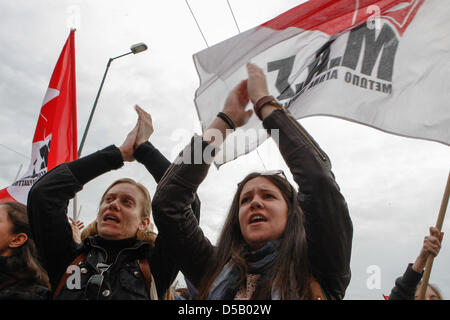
[[119, 105, 154, 162]]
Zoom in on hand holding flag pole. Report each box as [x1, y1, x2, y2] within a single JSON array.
[[417, 172, 450, 300]]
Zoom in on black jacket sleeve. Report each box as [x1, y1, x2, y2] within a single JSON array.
[[152, 137, 216, 287], [388, 263, 423, 300], [263, 109, 353, 300], [134, 141, 201, 223], [133, 141, 202, 297], [27, 145, 124, 289]]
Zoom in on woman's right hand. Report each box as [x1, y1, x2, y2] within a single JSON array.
[[134, 105, 154, 149], [412, 226, 444, 272], [119, 115, 139, 162], [246, 63, 270, 104]]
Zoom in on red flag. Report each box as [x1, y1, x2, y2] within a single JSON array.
[[0, 30, 78, 204]]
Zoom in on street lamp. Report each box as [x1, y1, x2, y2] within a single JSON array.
[[78, 42, 148, 156]]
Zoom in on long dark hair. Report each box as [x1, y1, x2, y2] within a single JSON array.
[[0, 202, 50, 290], [196, 172, 312, 299]]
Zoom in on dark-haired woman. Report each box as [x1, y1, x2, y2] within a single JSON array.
[[152, 63, 353, 300], [0, 202, 50, 300]]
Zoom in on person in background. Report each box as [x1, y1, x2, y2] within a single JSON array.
[[0, 201, 50, 300], [414, 282, 443, 300], [388, 226, 444, 300], [152, 63, 352, 300], [27, 105, 200, 300]]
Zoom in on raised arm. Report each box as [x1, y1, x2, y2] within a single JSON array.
[[389, 227, 444, 300], [152, 81, 251, 287], [132, 105, 201, 222], [247, 63, 353, 299]]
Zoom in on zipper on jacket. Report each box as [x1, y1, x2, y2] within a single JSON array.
[[280, 107, 328, 162], [111, 242, 146, 267], [89, 243, 109, 266], [93, 243, 147, 286]]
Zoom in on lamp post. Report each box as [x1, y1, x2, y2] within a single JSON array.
[[77, 42, 148, 156], [73, 43, 147, 221]]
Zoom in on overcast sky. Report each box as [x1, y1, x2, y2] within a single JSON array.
[[0, 0, 449, 300]]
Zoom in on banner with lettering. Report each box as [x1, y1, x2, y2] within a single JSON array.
[[193, 0, 449, 166], [0, 30, 78, 204]]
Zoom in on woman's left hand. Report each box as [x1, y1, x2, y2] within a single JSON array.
[[119, 120, 139, 162], [222, 80, 253, 128]]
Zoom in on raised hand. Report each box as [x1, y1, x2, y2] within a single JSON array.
[[134, 105, 154, 149], [69, 217, 85, 244], [221, 80, 253, 128], [412, 226, 444, 272], [119, 119, 139, 162], [246, 63, 270, 104]]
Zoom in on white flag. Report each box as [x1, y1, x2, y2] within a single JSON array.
[[193, 0, 450, 166]]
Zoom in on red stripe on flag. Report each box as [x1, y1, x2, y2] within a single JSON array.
[[0, 189, 16, 203], [262, 0, 414, 35]]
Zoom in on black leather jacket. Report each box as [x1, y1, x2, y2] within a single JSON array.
[[152, 109, 353, 299], [388, 263, 423, 300], [54, 236, 157, 300], [27, 142, 200, 300]]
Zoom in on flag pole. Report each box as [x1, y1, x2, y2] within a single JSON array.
[[417, 171, 450, 300]]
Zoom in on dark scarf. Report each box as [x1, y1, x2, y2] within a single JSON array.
[[208, 240, 279, 300]]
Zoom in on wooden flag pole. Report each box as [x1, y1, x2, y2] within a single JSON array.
[[417, 171, 450, 300], [73, 195, 78, 220]]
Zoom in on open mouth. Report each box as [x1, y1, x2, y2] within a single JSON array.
[[103, 214, 120, 223], [249, 215, 267, 224]]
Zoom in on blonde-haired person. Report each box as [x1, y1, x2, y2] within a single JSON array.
[[27, 106, 200, 300], [415, 282, 443, 300], [388, 226, 444, 300], [0, 202, 50, 299]]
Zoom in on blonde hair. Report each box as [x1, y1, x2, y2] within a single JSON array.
[[80, 220, 156, 244]]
